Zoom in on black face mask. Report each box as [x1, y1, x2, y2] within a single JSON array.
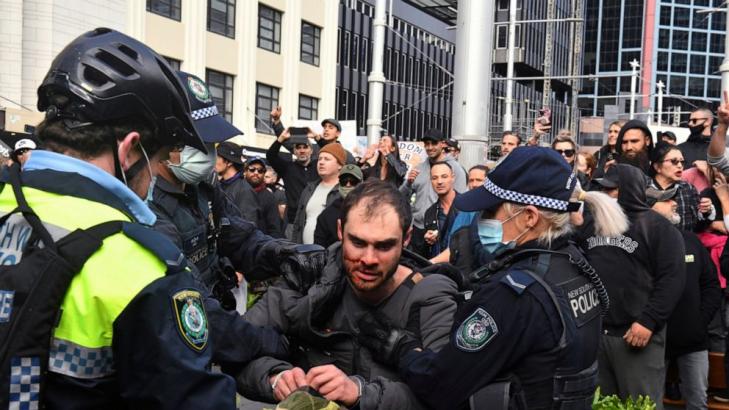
[[689, 124, 705, 137]]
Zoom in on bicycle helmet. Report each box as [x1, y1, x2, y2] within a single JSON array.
[[37, 27, 205, 153]]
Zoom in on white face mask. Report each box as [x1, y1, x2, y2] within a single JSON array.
[[168, 144, 216, 185]]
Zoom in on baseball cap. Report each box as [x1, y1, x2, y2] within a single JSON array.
[[593, 166, 619, 189], [245, 157, 266, 168], [321, 118, 342, 132], [645, 186, 678, 207], [422, 128, 445, 142], [446, 139, 460, 150], [339, 164, 363, 181], [454, 146, 581, 213], [14, 139, 37, 153], [176, 71, 242, 143], [217, 141, 244, 165]]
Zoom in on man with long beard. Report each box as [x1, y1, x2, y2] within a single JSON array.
[[615, 119, 655, 174], [234, 179, 459, 410]]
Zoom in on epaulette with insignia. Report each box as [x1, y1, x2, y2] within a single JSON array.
[[499, 269, 536, 295]]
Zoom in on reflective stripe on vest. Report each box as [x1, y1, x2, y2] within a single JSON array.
[[0, 185, 167, 378]]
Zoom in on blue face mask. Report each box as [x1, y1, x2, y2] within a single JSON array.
[[476, 210, 527, 256], [145, 175, 156, 204]]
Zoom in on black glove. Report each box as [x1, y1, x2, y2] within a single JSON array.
[[250, 241, 327, 291], [357, 312, 421, 367]]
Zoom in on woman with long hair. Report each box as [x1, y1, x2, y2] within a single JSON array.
[[359, 133, 408, 187]]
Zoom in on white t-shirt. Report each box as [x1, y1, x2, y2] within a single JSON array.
[[302, 182, 336, 244]]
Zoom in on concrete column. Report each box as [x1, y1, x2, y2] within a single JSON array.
[[182, 0, 207, 78], [126, 0, 146, 41], [366, 0, 387, 145], [319, 0, 339, 119], [234, 0, 258, 139], [451, 0, 493, 170]]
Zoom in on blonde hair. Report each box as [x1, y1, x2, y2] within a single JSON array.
[[503, 202, 572, 248], [572, 183, 629, 237]]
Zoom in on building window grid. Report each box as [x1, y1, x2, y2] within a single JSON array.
[[146, 0, 181, 20], [255, 83, 279, 133], [258, 4, 282, 53], [206, 69, 234, 123], [208, 0, 236, 38], [301, 21, 321, 66]]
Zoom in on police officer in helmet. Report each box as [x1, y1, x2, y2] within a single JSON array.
[[358, 147, 628, 409], [9, 28, 288, 409]]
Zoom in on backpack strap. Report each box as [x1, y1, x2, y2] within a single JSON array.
[[2, 164, 56, 251], [121, 222, 187, 274]]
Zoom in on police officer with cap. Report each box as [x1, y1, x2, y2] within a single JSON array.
[[358, 146, 628, 409]]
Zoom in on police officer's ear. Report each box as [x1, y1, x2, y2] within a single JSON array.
[[118, 131, 141, 171], [522, 205, 541, 230]]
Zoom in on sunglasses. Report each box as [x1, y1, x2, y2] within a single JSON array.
[[662, 158, 685, 166], [340, 177, 359, 187], [247, 167, 266, 174], [555, 149, 575, 157]]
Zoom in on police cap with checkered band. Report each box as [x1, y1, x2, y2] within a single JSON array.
[[455, 146, 581, 213], [176, 71, 242, 143]]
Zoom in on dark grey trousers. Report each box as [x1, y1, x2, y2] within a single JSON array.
[[597, 327, 666, 410]]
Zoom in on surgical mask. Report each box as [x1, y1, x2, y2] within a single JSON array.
[[689, 124, 705, 137], [339, 186, 355, 198], [168, 145, 216, 185], [476, 210, 527, 255], [145, 175, 157, 204]]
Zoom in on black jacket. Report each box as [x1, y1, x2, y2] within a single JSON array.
[[592, 144, 617, 179], [362, 154, 408, 187], [583, 164, 685, 333], [291, 181, 341, 244], [266, 140, 320, 223], [678, 132, 711, 169], [666, 231, 722, 358], [218, 172, 261, 227], [254, 187, 284, 238], [314, 196, 342, 248]]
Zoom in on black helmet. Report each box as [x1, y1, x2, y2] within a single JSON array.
[[37, 27, 205, 153]]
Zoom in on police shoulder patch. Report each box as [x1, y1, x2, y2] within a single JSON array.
[[172, 290, 208, 351], [500, 269, 536, 295], [455, 307, 499, 352]]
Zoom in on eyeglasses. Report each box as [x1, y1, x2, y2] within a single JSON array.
[[688, 118, 710, 124], [554, 149, 575, 157], [662, 158, 685, 166], [247, 167, 266, 174], [340, 177, 359, 187]]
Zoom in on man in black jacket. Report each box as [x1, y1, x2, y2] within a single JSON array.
[[266, 129, 319, 238], [215, 141, 261, 226], [680, 107, 714, 168], [647, 186, 721, 409], [244, 157, 283, 238], [615, 119, 655, 174], [588, 164, 686, 406]]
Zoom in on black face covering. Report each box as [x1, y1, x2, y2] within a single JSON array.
[[689, 124, 705, 138]]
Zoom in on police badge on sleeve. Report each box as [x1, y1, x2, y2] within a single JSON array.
[[455, 307, 499, 352], [172, 290, 209, 351]]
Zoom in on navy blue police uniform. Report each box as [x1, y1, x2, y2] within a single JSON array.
[[358, 147, 606, 410]]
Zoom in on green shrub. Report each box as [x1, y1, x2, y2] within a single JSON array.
[[592, 387, 656, 410]]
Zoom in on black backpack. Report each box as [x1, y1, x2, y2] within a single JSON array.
[[0, 164, 124, 409]]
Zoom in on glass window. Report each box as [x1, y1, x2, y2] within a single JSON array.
[[674, 7, 690, 27], [688, 77, 705, 97], [255, 83, 279, 133], [658, 29, 670, 48], [692, 32, 707, 52], [708, 78, 721, 99], [672, 30, 688, 50], [258, 4, 281, 53], [164, 56, 181, 71], [351, 35, 359, 70], [690, 55, 706, 74], [206, 69, 234, 123], [709, 56, 723, 75], [671, 53, 687, 73], [670, 75, 686, 95], [208, 0, 235, 38], [496, 25, 507, 48], [693, 13, 709, 29], [657, 52, 669, 71], [712, 13, 726, 31], [659, 6, 671, 25], [711, 33, 725, 54], [343, 31, 351, 67], [301, 21, 321, 66], [298, 94, 319, 120], [146, 0, 181, 20]]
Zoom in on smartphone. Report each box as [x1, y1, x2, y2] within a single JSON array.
[[538, 108, 552, 126], [288, 127, 309, 136]]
